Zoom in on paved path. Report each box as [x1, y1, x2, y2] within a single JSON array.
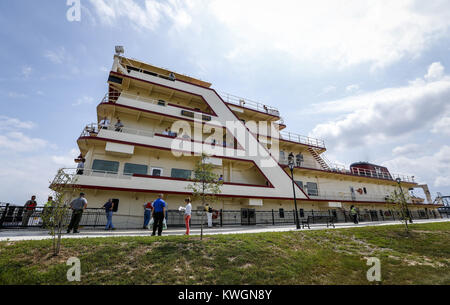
[[0, 218, 448, 242]]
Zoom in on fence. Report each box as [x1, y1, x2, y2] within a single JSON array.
[[0, 204, 446, 230]]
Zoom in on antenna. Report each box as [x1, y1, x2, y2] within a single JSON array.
[[115, 46, 125, 56]]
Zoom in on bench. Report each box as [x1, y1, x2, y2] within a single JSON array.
[[301, 216, 335, 229]]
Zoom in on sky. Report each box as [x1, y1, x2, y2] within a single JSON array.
[[1, 0, 450, 204]]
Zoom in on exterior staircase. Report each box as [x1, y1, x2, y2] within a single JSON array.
[[307, 147, 331, 171]]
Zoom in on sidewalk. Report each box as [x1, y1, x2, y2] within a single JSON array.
[[0, 218, 448, 242]]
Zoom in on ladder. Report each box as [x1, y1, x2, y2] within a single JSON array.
[[307, 147, 331, 171]]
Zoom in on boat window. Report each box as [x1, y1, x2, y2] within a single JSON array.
[[171, 169, 192, 179], [124, 163, 148, 176], [151, 167, 163, 176], [306, 182, 318, 196], [92, 160, 119, 173]]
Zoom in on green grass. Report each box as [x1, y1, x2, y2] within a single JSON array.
[[0, 222, 449, 285]]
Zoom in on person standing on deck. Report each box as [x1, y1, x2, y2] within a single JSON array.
[[152, 194, 166, 236]]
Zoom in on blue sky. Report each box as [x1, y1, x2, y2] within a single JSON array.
[[1, 0, 450, 204]]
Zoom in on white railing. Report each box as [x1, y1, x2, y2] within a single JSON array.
[[279, 131, 326, 149], [101, 91, 164, 106], [80, 123, 235, 148], [279, 159, 415, 183], [80, 123, 156, 138], [218, 91, 280, 117], [308, 191, 414, 203]]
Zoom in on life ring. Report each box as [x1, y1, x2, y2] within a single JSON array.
[[357, 188, 363, 194]]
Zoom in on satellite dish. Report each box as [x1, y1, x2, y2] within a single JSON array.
[[115, 46, 125, 55]]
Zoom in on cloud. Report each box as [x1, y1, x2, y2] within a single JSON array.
[[8, 92, 28, 99], [0, 132, 48, 152], [392, 144, 422, 156], [346, 84, 360, 93], [317, 85, 337, 97], [383, 145, 450, 188], [51, 148, 79, 167], [310, 62, 450, 149], [425, 62, 445, 81], [72, 96, 94, 106], [86, 0, 450, 69], [432, 115, 450, 136], [0, 116, 35, 130], [21, 66, 32, 79], [44, 47, 70, 64], [88, 0, 192, 32], [208, 0, 450, 69]]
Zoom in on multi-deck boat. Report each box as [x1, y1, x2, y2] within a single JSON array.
[[50, 49, 443, 228]]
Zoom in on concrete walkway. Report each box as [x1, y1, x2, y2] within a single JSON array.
[[0, 218, 448, 242]]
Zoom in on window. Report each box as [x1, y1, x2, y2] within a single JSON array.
[[306, 182, 318, 196], [151, 167, 163, 176], [171, 168, 192, 179], [295, 181, 303, 189], [124, 163, 148, 176], [92, 160, 119, 173]]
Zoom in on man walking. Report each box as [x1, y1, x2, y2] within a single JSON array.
[[67, 193, 88, 234], [42, 196, 55, 228], [22, 196, 37, 227], [103, 199, 116, 231], [205, 203, 213, 228], [152, 194, 166, 236], [350, 205, 358, 224]]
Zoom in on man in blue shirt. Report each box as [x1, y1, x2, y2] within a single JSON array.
[[152, 194, 166, 236]]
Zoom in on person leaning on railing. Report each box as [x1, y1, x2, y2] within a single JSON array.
[[67, 193, 88, 234], [99, 117, 110, 130], [22, 195, 37, 227]]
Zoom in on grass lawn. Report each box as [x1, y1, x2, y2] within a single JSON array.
[[0, 222, 449, 285]]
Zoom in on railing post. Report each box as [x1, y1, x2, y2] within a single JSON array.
[[391, 210, 395, 221], [272, 209, 275, 226], [0, 204, 9, 229], [220, 209, 223, 227], [311, 210, 315, 223]]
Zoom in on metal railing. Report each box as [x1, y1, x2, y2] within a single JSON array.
[[0, 204, 107, 229], [79, 123, 235, 148], [218, 91, 280, 117], [279, 131, 326, 149], [279, 158, 415, 183], [80, 123, 156, 138], [1, 204, 444, 229]]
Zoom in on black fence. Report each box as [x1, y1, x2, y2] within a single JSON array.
[[0, 203, 447, 230], [0, 204, 107, 229]]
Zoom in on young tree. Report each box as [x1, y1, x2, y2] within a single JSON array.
[[44, 169, 80, 256], [186, 154, 223, 240], [386, 189, 412, 234]]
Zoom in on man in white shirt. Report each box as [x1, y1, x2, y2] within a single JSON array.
[[99, 117, 110, 130]]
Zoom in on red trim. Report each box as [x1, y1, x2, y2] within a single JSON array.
[[132, 174, 272, 188], [52, 184, 438, 207], [110, 71, 218, 116], [78, 136, 274, 188], [278, 164, 418, 185]]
